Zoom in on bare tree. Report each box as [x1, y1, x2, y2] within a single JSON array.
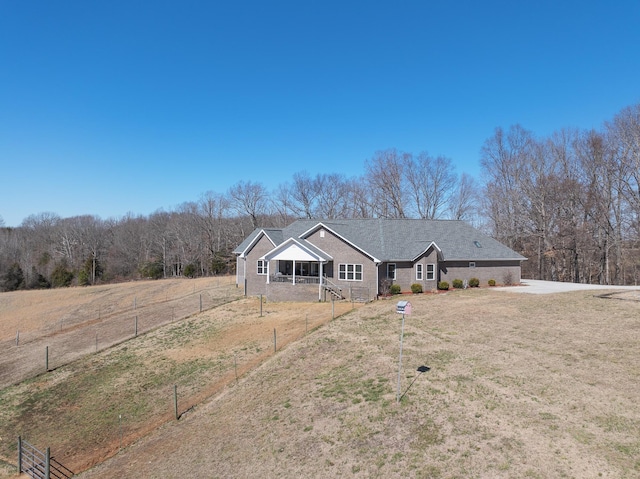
[[288, 171, 320, 219], [147, 210, 173, 278], [365, 149, 409, 218], [608, 104, 640, 218], [197, 191, 230, 274], [19, 212, 61, 283], [546, 128, 583, 282], [406, 152, 457, 219], [315, 173, 350, 219], [345, 176, 374, 219], [228, 180, 269, 229], [108, 213, 149, 278], [449, 173, 480, 223], [480, 125, 534, 250], [575, 130, 625, 284], [272, 183, 297, 226]]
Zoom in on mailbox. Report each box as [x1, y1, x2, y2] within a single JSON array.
[[396, 300, 411, 315]]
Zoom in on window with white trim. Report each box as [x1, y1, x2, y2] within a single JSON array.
[[387, 263, 396, 280], [416, 264, 423, 280], [426, 263, 435, 280], [339, 263, 363, 281], [257, 259, 267, 275]]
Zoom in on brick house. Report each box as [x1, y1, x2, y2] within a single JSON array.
[[233, 218, 526, 302]]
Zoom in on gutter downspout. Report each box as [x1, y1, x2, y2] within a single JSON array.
[[243, 257, 247, 297]]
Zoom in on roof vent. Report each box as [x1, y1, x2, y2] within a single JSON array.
[[474, 241, 482, 248]]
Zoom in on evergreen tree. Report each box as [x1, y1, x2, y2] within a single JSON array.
[[1, 263, 25, 291]]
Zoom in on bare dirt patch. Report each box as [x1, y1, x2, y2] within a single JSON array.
[[75, 289, 640, 479]]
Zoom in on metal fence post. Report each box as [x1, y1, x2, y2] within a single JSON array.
[[174, 385, 179, 420], [45, 447, 50, 479], [17, 436, 22, 474]]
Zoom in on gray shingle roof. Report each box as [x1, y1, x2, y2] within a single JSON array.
[[237, 219, 524, 262], [232, 228, 283, 256]]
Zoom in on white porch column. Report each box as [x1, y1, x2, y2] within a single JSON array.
[[318, 261, 324, 301], [266, 260, 270, 284], [292, 260, 296, 285]]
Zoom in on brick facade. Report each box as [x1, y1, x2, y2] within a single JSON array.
[[234, 220, 525, 302]]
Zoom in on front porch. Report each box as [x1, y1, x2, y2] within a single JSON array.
[[262, 238, 340, 301]]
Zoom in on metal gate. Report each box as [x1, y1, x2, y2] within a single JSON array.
[[18, 437, 74, 479]]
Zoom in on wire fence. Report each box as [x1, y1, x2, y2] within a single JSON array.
[[0, 280, 241, 388], [4, 298, 358, 475]]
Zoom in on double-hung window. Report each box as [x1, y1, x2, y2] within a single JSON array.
[[387, 263, 396, 280], [426, 264, 435, 280], [416, 264, 423, 280], [257, 259, 267, 275], [339, 263, 363, 281]]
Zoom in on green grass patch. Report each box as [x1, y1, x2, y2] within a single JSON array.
[[318, 371, 390, 404]]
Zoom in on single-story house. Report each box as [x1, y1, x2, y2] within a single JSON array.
[[233, 218, 526, 302]]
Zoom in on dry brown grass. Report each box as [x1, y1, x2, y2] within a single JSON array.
[[2, 286, 640, 478], [0, 280, 355, 477], [78, 288, 640, 479], [0, 277, 238, 388]]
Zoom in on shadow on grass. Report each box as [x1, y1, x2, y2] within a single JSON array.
[[399, 365, 430, 402]]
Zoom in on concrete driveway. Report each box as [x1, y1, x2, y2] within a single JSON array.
[[494, 279, 640, 294]]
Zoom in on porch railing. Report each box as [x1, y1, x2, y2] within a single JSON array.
[[270, 274, 320, 284]]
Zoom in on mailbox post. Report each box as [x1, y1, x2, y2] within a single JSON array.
[[396, 300, 412, 402]]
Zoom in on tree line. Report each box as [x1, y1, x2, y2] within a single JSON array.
[[1, 102, 639, 291], [482, 103, 640, 285]]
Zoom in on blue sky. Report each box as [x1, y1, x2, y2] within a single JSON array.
[[1, 1, 639, 227]]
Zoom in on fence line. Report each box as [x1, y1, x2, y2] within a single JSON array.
[[172, 302, 347, 423], [1, 279, 235, 347], [10, 298, 358, 476], [0, 282, 240, 388]]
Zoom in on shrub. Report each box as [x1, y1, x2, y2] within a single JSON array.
[[437, 281, 449, 290], [379, 278, 392, 296], [452, 279, 464, 289], [78, 270, 91, 286], [27, 268, 50, 289], [140, 261, 164, 279], [469, 277, 480, 288], [488, 279, 496, 287], [503, 271, 514, 286], [390, 284, 401, 295], [411, 283, 423, 294], [183, 263, 198, 278], [51, 263, 74, 288]]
